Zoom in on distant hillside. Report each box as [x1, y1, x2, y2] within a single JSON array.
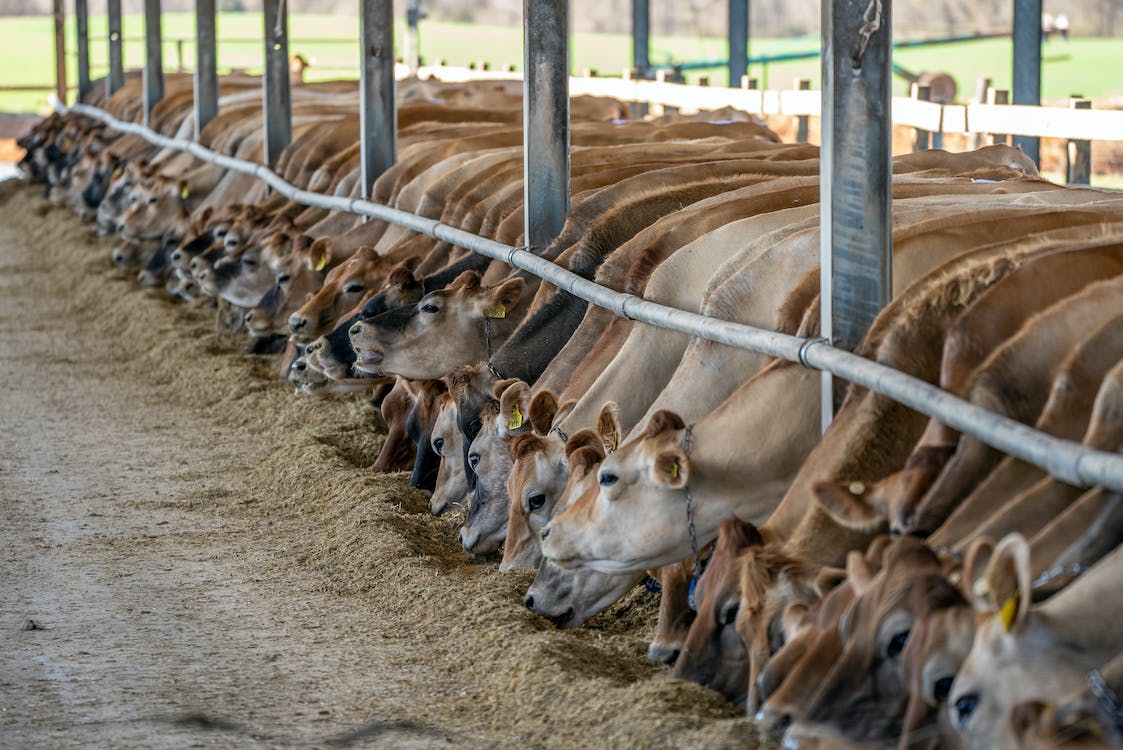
[[2, 0, 1120, 37]]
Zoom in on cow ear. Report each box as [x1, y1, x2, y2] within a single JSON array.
[[846, 550, 875, 596], [528, 389, 559, 435], [498, 380, 530, 433], [567, 445, 603, 479], [482, 277, 525, 319], [564, 428, 604, 460], [307, 239, 330, 272], [812, 480, 886, 532], [963, 536, 996, 611], [596, 401, 623, 454], [652, 449, 689, 489], [813, 566, 847, 597], [354, 245, 379, 261], [985, 533, 1031, 633]]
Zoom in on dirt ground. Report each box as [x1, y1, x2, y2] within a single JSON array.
[[0, 182, 758, 749]]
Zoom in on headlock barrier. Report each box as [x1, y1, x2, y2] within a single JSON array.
[[59, 98, 1123, 495]]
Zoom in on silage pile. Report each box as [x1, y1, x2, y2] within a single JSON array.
[[3, 181, 763, 748]]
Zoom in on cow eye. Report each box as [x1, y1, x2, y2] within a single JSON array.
[[242, 257, 256, 267], [147, 196, 157, 205], [419, 303, 439, 314], [954, 693, 979, 727], [527, 493, 546, 511], [277, 274, 291, 284], [468, 453, 481, 470], [215, 229, 227, 238], [432, 437, 445, 453], [934, 676, 954, 704], [720, 602, 739, 626], [599, 471, 618, 488], [344, 283, 364, 294], [886, 630, 909, 659]]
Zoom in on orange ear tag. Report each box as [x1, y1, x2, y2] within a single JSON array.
[[507, 404, 523, 431], [488, 303, 506, 319]]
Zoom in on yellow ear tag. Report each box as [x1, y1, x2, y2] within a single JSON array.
[[112, 164, 123, 177], [507, 404, 523, 431], [180, 184, 190, 200], [314, 254, 328, 272], [607, 430, 618, 453], [669, 462, 679, 480], [488, 303, 506, 319], [999, 594, 1020, 632]]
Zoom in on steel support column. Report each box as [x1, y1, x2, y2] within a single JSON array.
[[143, 0, 165, 125], [632, 0, 650, 77], [1012, 0, 1042, 164], [405, 1, 423, 72], [194, 0, 219, 138], [76, 0, 90, 100], [819, 0, 892, 429], [52, 0, 67, 105], [107, 0, 124, 95], [361, 0, 396, 197], [263, 0, 292, 167], [728, 0, 748, 89], [523, 0, 570, 251]]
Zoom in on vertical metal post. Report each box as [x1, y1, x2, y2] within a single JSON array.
[[405, 1, 423, 73], [1066, 97, 1092, 185], [1012, 0, 1042, 164], [819, 0, 893, 429], [361, 0, 396, 197], [52, 0, 67, 105], [632, 0, 650, 77], [987, 88, 1009, 144], [795, 78, 811, 143], [107, 0, 124, 96], [76, 0, 90, 100], [523, 0, 570, 251], [263, 0, 292, 167], [195, 0, 219, 139], [911, 82, 931, 151], [728, 0, 748, 89], [143, 0, 165, 126]]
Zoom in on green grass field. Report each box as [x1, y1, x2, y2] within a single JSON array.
[[2, 13, 1122, 114]]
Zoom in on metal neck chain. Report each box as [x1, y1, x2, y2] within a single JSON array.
[[1089, 669, 1123, 723], [1032, 563, 1086, 590], [484, 316, 504, 381], [681, 423, 703, 580]]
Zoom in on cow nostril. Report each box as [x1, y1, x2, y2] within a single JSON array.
[[244, 311, 254, 322], [524, 595, 535, 610], [290, 316, 307, 331], [348, 323, 362, 338], [170, 251, 182, 262], [540, 526, 551, 541]]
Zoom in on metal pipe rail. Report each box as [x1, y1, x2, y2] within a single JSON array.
[[61, 100, 1123, 495]]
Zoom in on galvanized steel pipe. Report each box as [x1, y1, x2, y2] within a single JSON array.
[[62, 101, 1123, 495]]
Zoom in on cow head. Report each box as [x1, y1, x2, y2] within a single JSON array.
[[458, 379, 532, 555], [540, 410, 690, 574], [428, 393, 468, 516], [348, 271, 525, 380]]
